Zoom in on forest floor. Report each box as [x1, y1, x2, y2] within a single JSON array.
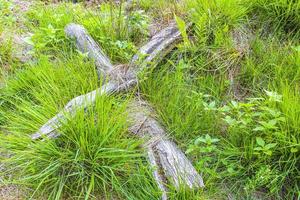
[[0, 0, 299, 199]]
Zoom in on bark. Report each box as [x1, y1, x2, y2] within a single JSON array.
[[65, 23, 114, 77], [127, 100, 204, 190], [130, 22, 182, 73], [31, 22, 204, 198], [31, 79, 136, 140]]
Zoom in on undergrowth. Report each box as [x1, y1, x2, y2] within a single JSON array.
[[0, 0, 299, 199]]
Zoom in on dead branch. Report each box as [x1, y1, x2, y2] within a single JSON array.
[[31, 22, 204, 198], [127, 100, 204, 190], [31, 79, 136, 139], [65, 23, 114, 77]]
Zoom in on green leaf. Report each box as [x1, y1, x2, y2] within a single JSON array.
[[224, 116, 236, 125], [205, 134, 211, 140], [220, 105, 231, 112], [231, 100, 238, 108], [265, 143, 277, 149], [194, 137, 206, 145], [254, 147, 263, 151], [291, 148, 298, 153], [265, 90, 282, 102], [256, 137, 265, 147], [227, 167, 234, 173], [268, 119, 277, 126], [185, 147, 194, 154], [174, 15, 191, 47], [23, 36, 34, 46], [211, 138, 220, 143], [292, 45, 300, 52], [264, 150, 272, 156], [253, 126, 265, 131], [205, 134, 212, 145]]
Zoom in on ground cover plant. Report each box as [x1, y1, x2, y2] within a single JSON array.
[[0, 0, 299, 199]]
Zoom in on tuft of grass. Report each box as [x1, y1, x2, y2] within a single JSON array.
[[246, 0, 300, 38], [0, 0, 16, 33], [0, 95, 144, 199], [239, 38, 300, 93], [0, 52, 162, 199], [140, 61, 223, 145], [1, 0, 300, 199]]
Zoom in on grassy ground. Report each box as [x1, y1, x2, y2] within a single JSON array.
[[0, 0, 299, 199]]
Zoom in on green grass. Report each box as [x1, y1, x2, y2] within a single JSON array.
[[0, 0, 299, 199], [141, 0, 299, 198], [25, 2, 149, 63], [0, 53, 161, 199], [1, 96, 142, 199]]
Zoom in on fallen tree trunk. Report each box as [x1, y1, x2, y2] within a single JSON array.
[[127, 100, 204, 190], [31, 22, 204, 198], [65, 23, 114, 77], [130, 22, 183, 73], [31, 79, 136, 139]]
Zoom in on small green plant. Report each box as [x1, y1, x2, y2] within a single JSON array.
[[28, 24, 65, 53], [175, 15, 191, 48], [254, 137, 277, 156], [0, 0, 16, 32], [187, 134, 220, 154], [185, 91, 299, 198], [127, 10, 150, 42]]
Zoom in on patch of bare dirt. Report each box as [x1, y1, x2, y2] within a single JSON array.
[[0, 185, 25, 200]]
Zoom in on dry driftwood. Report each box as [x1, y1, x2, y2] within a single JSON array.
[[31, 80, 136, 139], [128, 100, 204, 190], [130, 22, 182, 72], [65, 23, 114, 78], [31, 22, 204, 198]]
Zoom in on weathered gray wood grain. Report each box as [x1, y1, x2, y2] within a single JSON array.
[[127, 100, 204, 190], [31, 79, 136, 139], [130, 22, 182, 73], [65, 23, 114, 76]]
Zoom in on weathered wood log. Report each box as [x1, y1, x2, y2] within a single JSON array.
[[31, 22, 204, 198], [31, 79, 136, 139], [147, 146, 168, 200], [130, 22, 182, 73], [65, 23, 114, 77], [127, 100, 204, 190]]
